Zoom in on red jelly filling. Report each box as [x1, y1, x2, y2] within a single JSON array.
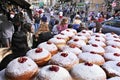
[[74, 39, 79, 42], [114, 53, 120, 56], [85, 62, 93, 66], [35, 48, 43, 53], [117, 62, 120, 66], [47, 41, 52, 44], [18, 57, 27, 63], [61, 53, 68, 57], [49, 65, 59, 72], [92, 44, 98, 47], [90, 51, 96, 54]]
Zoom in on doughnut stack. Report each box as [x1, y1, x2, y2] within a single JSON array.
[[0, 29, 120, 80]]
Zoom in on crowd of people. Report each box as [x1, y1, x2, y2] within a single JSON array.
[[0, 4, 120, 71]]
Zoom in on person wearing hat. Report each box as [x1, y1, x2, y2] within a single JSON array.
[[72, 15, 82, 32]]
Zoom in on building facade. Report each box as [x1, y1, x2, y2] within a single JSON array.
[[26, 0, 57, 8]]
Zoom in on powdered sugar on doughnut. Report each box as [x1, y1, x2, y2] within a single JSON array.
[[78, 52, 105, 64], [82, 44, 105, 55], [102, 61, 120, 76], [105, 46, 120, 53], [26, 48, 51, 60], [37, 65, 72, 80], [61, 29, 75, 38], [48, 37, 66, 44], [38, 42, 58, 52], [88, 39, 106, 47], [54, 34, 69, 40], [71, 63, 106, 80], [67, 39, 86, 48], [72, 35, 88, 42], [5, 57, 38, 76], [62, 45, 82, 55], [50, 51, 79, 67], [90, 36, 106, 42], [106, 40, 120, 48], [103, 53, 120, 61]]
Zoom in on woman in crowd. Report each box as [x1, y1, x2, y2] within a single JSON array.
[[52, 19, 59, 35], [21, 23, 34, 48], [32, 16, 53, 48], [72, 15, 83, 32], [57, 18, 68, 33]]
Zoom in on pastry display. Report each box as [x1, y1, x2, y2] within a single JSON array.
[[0, 29, 120, 80]]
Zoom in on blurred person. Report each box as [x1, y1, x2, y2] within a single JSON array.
[[21, 23, 34, 48], [41, 14, 47, 23], [57, 18, 68, 33], [72, 15, 82, 32], [32, 17, 53, 48], [88, 16, 102, 32], [7, 9, 15, 22], [52, 20, 59, 35], [33, 12, 41, 32], [0, 15, 14, 47], [88, 16, 96, 30], [50, 9, 54, 16], [49, 16, 56, 31], [13, 13, 24, 32], [59, 11, 63, 20], [97, 15, 105, 23]]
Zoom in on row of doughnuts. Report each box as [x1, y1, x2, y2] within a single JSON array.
[[0, 29, 120, 80]]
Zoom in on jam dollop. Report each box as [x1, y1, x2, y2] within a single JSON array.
[[35, 48, 43, 53], [117, 62, 120, 66], [49, 65, 59, 72], [18, 57, 27, 63], [114, 40, 120, 42], [114, 53, 120, 57], [60, 33, 64, 35], [66, 29, 70, 32], [47, 41, 52, 44], [57, 37, 62, 39], [92, 44, 98, 47], [82, 31, 86, 33], [111, 45, 116, 48], [61, 53, 68, 57], [77, 34, 81, 36], [85, 62, 93, 66], [74, 39, 79, 42], [69, 44, 76, 48], [95, 35, 100, 37], [90, 51, 96, 54], [95, 39, 100, 41], [113, 36, 118, 38]]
